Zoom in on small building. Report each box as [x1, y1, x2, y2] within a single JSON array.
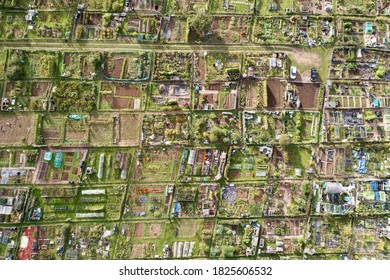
[[97, 153, 105, 179], [324, 2, 333, 12], [44, 152, 53, 161], [294, 168, 302, 177], [364, 22, 373, 34], [188, 150, 195, 165], [53, 152, 63, 168], [323, 182, 344, 194], [25, 10, 38, 23], [259, 238, 264, 248]]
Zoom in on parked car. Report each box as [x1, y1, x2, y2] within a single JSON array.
[[310, 67, 318, 82], [290, 66, 297, 79]]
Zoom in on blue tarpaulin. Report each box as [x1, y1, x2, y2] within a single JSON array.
[[174, 202, 180, 214], [371, 181, 378, 191], [357, 159, 367, 174], [372, 98, 381, 108]]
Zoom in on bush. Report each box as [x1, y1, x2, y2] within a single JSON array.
[[376, 65, 387, 78], [6, 65, 24, 80], [188, 13, 212, 35], [222, 246, 235, 258], [279, 134, 292, 146]]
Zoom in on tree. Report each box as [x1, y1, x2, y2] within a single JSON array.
[[6, 64, 24, 80], [222, 137, 230, 144], [197, 243, 209, 255], [341, 226, 352, 238], [88, 53, 102, 72], [347, 62, 358, 71], [188, 13, 212, 35], [61, 224, 70, 236], [376, 65, 387, 78], [209, 127, 226, 142], [103, 13, 112, 27]]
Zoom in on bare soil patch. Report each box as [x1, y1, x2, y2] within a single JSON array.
[[224, 93, 235, 109], [32, 82, 51, 97], [294, 82, 319, 109], [0, 114, 36, 145], [119, 114, 141, 146], [149, 223, 162, 237], [131, 243, 146, 258], [64, 53, 71, 67], [104, 58, 123, 79], [134, 223, 143, 238], [266, 79, 286, 108], [288, 50, 322, 68], [116, 84, 141, 97], [112, 97, 133, 109]]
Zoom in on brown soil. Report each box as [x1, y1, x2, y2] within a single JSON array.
[[294, 82, 319, 109], [80, 56, 91, 78], [32, 82, 51, 97], [149, 223, 162, 237], [254, 194, 263, 203], [0, 115, 36, 145], [267, 79, 286, 108], [237, 188, 249, 199], [303, 120, 311, 138], [65, 130, 87, 141], [204, 94, 214, 104], [132, 205, 146, 211], [275, 119, 283, 130], [203, 221, 214, 231], [229, 171, 241, 178], [224, 93, 235, 109], [159, 149, 179, 161], [131, 243, 146, 258], [52, 171, 59, 180], [195, 53, 206, 82], [208, 84, 221, 90], [284, 238, 293, 253], [104, 57, 123, 79], [112, 97, 131, 109], [288, 50, 322, 68], [85, 13, 102, 25], [64, 53, 71, 66], [43, 131, 60, 143], [116, 84, 141, 97], [326, 162, 333, 175], [61, 173, 69, 181], [5, 82, 15, 94], [274, 148, 284, 163], [134, 223, 143, 238]]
